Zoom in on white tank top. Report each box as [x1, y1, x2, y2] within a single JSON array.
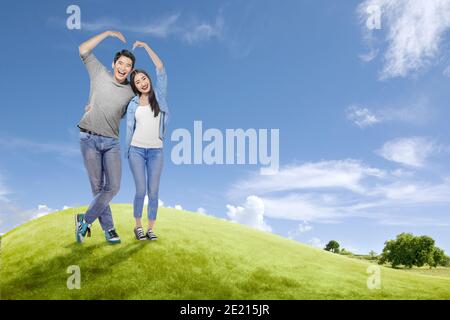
[[131, 105, 163, 148]]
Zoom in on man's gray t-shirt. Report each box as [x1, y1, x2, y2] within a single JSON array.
[[78, 52, 135, 139]]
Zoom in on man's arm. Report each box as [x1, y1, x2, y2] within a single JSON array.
[[79, 30, 126, 56]]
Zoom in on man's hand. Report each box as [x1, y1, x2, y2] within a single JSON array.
[[85, 104, 92, 112], [109, 31, 126, 43], [79, 30, 126, 56]]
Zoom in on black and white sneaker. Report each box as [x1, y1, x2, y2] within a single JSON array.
[[146, 229, 158, 241], [134, 227, 147, 241]]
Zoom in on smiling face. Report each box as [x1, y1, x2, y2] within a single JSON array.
[[133, 72, 151, 94], [112, 55, 134, 84]]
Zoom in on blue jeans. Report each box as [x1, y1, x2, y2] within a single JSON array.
[[128, 146, 164, 221], [79, 131, 121, 231]]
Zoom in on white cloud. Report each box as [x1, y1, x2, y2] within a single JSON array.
[[346, 100, 433, 129], [444, 65, 450, 77], [228, 160, 385, 198], [308, 237, 325, 249], [346, 105, 381, 128], [0, 136, 78, 157], [30, 205, 57, 220], [287, 221, 313, 239], [62, 205, 71, 210], [174, 204, 183, 210], [226, 196, 272, 232], [358, 0, 450, 79], [0, 180, 10, 202], [78, 13, 223, 46], [197, 207, 207, 215], [227, 159, 450, 226], [182, 16, 224, 45], [358, 49, 379, 62], [376, 137, 437, 167]]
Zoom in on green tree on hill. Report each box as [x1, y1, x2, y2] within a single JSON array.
[[324, 240, 340, 253], [379, 233, 447, 269], [429, 247, 447, 268]]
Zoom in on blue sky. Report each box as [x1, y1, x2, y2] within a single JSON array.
[[1, 0, 450, 254]]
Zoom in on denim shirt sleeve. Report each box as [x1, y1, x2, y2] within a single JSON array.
[[155, 66, 169, 114], [155, 66, 170, 139], [124, 99, 137, 159]]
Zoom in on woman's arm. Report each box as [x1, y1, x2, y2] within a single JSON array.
[[79, 30, 126, 56], [132, 41, 164, 71]]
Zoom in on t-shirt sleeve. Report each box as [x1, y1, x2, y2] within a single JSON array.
[[80, 51, 106, 80]]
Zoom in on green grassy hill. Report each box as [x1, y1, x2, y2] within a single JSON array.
[[1, 204, 449, 300]]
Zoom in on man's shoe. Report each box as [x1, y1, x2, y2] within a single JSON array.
[[75, 214, 91, 243], [134, 227, 147, 241], [146, 229, 158, 241], [105, 228, 121, 244]]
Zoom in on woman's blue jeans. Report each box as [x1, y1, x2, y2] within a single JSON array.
[[128, 146, 164, 221]]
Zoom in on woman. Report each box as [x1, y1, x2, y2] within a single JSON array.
[[125, 41, 170, 241]]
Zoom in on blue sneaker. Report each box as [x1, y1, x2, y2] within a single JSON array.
[[105, 228, 121, 244], [75, 214, 91, 243]]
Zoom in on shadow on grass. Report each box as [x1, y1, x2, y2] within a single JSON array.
[[1, 241, 147, 299]]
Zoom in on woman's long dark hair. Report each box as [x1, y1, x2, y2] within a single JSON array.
[[130, 69, 160, 117]]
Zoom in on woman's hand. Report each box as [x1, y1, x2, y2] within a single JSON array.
[[109, 31, 126, 43], [133, 41, 163, 70], [85, 104, 92, 112], [132, 41, 148, 50]]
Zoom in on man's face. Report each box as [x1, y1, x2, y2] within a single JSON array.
[[112, 56, 133, 83]]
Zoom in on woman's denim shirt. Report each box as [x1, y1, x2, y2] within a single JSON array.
[[125, 66, 170, 159]]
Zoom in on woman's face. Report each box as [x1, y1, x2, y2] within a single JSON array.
[[134, 72, 151, 94]]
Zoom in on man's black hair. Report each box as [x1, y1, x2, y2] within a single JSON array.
[[113, 49, 136, 68]]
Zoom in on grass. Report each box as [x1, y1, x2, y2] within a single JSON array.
[[1, 204, 449, 300]]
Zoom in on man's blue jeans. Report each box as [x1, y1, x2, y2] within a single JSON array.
[[79, 131, 121, 231], [128, 146, 164, 221]]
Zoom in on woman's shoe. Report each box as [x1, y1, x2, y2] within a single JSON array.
[[146, 229, 158, 241], [134, 227, 147, 241]]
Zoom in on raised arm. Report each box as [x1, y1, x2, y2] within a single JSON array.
[[132, 41, 164, 71], [79, 30, 126, 56]]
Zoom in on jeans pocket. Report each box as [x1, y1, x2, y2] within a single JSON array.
[[79, 132, 91, 141]]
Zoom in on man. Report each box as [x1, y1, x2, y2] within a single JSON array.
[[75, 30, 135, 244]]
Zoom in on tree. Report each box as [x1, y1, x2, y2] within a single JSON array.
[[379, 233, 416, 268], [324, 240, 340, 253], [379, 233, 446, 269], [369, 250, 378, 260], [413, 235, 435, 267], [429, 247, 446, 268]]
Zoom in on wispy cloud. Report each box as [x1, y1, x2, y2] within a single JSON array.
[[358, 0, 450, 79], [68, 12, 224, 46], [226, 159, 450, 226], [228, 160, 385, 198], [0, 136, 78, 157], [308, 237, 325, 249], [376, 137, 438, 167], [82, 14, 180, 38], [346, 105, 381, 128], [346, 99, 433, 128], [287, 221, 313, 240]]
